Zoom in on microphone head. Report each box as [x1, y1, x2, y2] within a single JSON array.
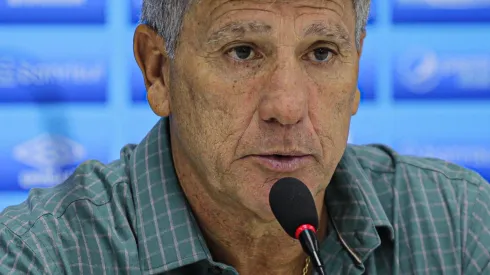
[[269, 177, 319, 239]]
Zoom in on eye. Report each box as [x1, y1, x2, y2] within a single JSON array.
[[306, 47, 335, 63], [226, 45, 258, 61]]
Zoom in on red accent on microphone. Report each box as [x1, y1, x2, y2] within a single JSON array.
[[294, 224, 316, 239]]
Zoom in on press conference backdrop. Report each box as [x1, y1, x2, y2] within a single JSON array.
[[0, 0, 490, 211]]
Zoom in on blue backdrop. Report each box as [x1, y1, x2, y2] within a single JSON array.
[[0, 0, 489, 211]]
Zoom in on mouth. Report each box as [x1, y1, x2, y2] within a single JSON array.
[[248, 154, 314, 173]]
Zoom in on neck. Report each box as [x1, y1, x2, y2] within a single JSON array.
[[175, 169, 328, 274], [202, 207, 328, 275], [189, 187, 328, 275]]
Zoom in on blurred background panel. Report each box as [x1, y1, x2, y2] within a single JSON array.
[[0, 0, 489, 211]]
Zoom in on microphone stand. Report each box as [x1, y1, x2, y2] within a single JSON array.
[[298, 229, 326, 275]]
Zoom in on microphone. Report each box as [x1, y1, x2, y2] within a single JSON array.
[[269, 177, 326, 275]]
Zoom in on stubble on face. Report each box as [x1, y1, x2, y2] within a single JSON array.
[[168, 0, 361, 220]]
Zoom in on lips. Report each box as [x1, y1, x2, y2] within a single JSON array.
[[248, 154, 314, 173]]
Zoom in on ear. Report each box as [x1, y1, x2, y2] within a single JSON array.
[[133, 24, 171, 117], [352, 87, 361, 116], [352, 31, 366, 116], [358, 30, 366, 57]]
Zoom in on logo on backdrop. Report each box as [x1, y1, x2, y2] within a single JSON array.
[[0, 115, 110, 191], [393, 48, 490, 100], [12, 134, 86, 189], [392, 0, 490, 22], [0, 0, 106, 24], [394, 141, 490, 181], [0, 52, 107, 103]]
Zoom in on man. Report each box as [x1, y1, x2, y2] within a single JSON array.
[[1, 0, 489, 274]]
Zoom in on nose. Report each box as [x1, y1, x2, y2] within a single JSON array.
[[258, 58, 309, 126]]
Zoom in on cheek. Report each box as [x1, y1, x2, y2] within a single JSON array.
[[172, 62, 264, 168], [307, 68, 357, 146], [307, 62, 358, 113], [184, 58, 262, 119], [187, 82, 258, 137]]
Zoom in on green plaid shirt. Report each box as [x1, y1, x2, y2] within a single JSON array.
[[1, 117, 490, 275]]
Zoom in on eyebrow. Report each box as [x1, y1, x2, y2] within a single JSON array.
[[206, 21, 272, 46], [303, 22, 352, 49]]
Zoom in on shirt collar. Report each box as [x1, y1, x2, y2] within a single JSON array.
[[127, 117, 212, 274], [128, 117, 394, 273], [325, 145, 395, 264]]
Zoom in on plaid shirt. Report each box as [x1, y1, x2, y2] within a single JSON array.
[[1, 117, 489, 275]]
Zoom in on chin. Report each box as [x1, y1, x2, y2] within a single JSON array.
[[225, 163, 326, 219]]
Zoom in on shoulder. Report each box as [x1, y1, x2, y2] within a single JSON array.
[[349, 144, 490, 271], [0, 144, 141, 273], [348, 143, 488, 190], [348, 143, 490, 226], [0, 144, 137, 238]]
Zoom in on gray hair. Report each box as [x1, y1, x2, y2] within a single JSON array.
[[141, 0, 371, 59]]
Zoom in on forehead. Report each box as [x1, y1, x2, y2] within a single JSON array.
[[185, 0, 356, 49], [204, 0, 352, 9], [192, 0, 355, 23]]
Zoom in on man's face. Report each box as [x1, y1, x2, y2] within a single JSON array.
[[147, 0, 361, 219]]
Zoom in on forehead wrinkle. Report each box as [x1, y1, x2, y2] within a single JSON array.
[[295, 0, 347, 16], [206, 0, 349, 13], [201, 0, 354, 49]]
